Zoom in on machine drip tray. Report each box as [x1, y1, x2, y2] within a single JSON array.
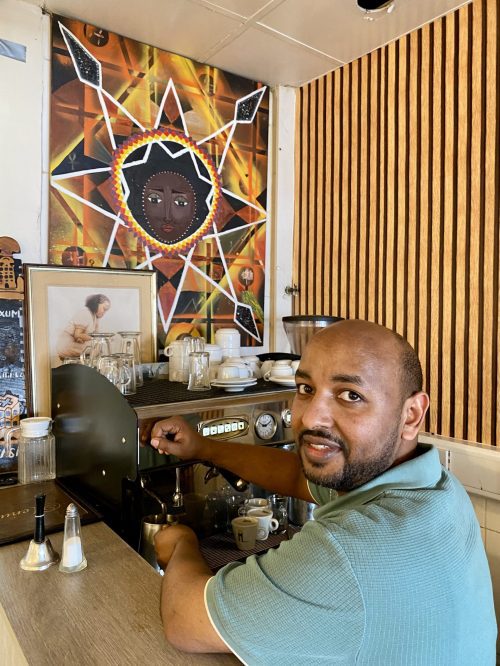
[[199, 526, 300, 572], [0, 479, 101, 546]]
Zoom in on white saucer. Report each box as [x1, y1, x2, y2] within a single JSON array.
[[212, 377, 256, 385], [267, 376, 296, 387], [211, 379, 257, 392]]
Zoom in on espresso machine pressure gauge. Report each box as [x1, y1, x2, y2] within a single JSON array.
[[281, 408, 292, 429], [254, 413, 277, 441]]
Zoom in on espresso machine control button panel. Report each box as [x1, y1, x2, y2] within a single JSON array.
[[198, 417, 249, 440]]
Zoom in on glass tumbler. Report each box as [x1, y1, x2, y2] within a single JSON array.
[[186, 336, 206, 353], [80, 332, 115, 368], [187, 351, 211, 391], [206, 492, 229, 534], [118, 331, 143, 387], [97, 354, 121, 385], [269, 494, 289, 534], [111, 353, 137, 395]]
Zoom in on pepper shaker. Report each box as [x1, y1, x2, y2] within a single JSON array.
[[59, 503, 87, 573], [20, 493, 59, 571]]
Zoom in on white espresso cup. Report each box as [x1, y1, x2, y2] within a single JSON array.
[[221, 361, 251, 378], [242, 355, 261, 378], [238, 498, 270, 516], [224, 356, 242, 364], [218, 364, 251, 380], [291, 360, 300, 373], [218, 365, 241, 380], [247, 508, 279, 540], [231, 516, 259, 551], [260, 360, 274, 377], [264, 365, 294, 380]]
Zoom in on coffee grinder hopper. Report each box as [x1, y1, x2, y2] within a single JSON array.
[[282, 315, 344, 355]]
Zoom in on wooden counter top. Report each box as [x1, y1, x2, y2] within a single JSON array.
[[0, 522, 239, 665]]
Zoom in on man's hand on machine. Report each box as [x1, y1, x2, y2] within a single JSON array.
[[150, 416, 207, 459]]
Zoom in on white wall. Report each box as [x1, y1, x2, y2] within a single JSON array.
[[423, 434, 500, 657], [0, 0, 48, 262], [267, 85, 296, 353]]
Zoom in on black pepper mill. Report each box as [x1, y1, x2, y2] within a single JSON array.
[[20, 493, 60, 571]]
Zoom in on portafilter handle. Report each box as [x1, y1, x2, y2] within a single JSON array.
[[203, 465, 249, 493]]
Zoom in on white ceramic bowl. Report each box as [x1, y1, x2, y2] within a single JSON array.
[[215, 328, 241, 349]]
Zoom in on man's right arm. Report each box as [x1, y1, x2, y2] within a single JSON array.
[[150, 416, 313, 501]]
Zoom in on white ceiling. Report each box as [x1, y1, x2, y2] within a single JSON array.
[[26, 0, 470, 86]]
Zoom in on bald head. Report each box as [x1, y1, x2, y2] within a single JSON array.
[[312, 320, 423, 403], [293, 319, 429, 490]]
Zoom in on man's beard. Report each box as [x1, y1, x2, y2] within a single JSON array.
[[298, 425, 400, 492]]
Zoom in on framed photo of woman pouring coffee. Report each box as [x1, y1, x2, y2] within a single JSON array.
[[23, 265, 157, 416]]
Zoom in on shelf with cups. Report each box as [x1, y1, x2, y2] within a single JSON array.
[[53, 354, 298, 415], [52, 365, 297, 422], [122, 357, 299, 410], [125, 376, 296, 409]]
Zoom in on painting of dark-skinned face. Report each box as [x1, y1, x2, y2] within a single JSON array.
[[112, 130, 221, 256], [49, 16, 269, 347], [143, 172, 195, 243]]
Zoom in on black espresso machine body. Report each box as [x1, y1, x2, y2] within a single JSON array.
[[51, 365, 295, 548]]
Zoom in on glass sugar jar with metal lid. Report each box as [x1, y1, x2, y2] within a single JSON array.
[[5, 417, 56, 484]]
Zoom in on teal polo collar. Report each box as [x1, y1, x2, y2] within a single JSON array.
[[313, 444, 443, 518]]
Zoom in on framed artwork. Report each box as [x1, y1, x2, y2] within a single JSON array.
[[49, 16, 269, 349], [23, 265, 157, 416]]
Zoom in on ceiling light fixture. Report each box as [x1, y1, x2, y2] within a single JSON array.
[[357, 0, 396, 21]]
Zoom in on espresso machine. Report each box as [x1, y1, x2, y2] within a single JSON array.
[[51, 364, 296, 552]]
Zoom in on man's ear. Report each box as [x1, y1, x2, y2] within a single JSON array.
[[401, 392, 430, 441]]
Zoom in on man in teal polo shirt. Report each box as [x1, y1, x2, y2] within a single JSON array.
[[150, 319, 496, 665]]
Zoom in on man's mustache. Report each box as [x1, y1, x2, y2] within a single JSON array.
[[298, 429, 347, 452]]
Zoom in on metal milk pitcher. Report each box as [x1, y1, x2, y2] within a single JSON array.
[[5, 417, 56, 484], [139, 514, 166, 573]]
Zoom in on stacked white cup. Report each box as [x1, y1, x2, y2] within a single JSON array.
[[241, 355, 262, 378], [215, 327, 241, 360], [205, 343, 223, 382], [262, 359, 300, 381], [164, 339, 190, 382]]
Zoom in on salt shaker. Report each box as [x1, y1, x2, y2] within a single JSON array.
[[59, 503, 87, 573]]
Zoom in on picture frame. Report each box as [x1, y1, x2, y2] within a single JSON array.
[[23, 265, 157, 416]]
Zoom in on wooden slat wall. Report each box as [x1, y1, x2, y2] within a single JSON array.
[[294, 0, 500, 446]]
